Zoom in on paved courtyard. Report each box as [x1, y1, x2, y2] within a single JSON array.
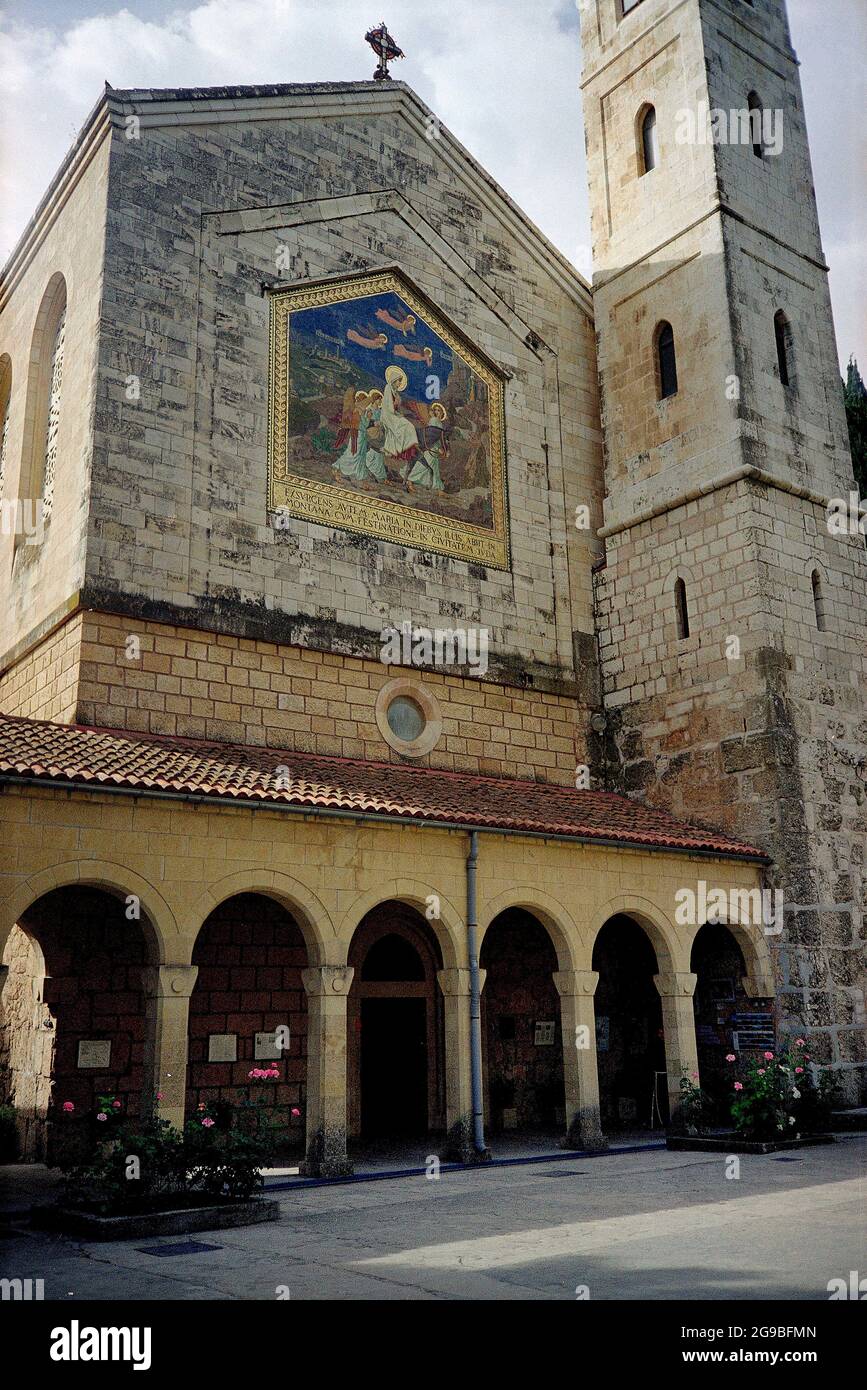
[[1, 1136, 864, 1301]]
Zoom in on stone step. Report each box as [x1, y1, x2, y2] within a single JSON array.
[[831, 1109, 867, 1132]]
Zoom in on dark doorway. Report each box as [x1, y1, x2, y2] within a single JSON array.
[[593, 915, 667, 1133], [360, 997, 427, 1137]]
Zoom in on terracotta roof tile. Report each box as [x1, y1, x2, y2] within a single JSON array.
[[0, 713, 766, 860]]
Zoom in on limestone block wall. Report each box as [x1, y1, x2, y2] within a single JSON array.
[[0, 609, 83, 724], [0, 609, 590, 783], [596, 481, 867, 1098], [83, 84, 602, 686], [0, 129, 111, 659]]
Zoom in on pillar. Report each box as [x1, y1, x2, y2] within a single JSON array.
[[437, 966, 486, 1157], [141, 964, 198, 1131], [301, 965, 354, 1177], [654, 971, 699, 1122], [554, 969, 606, 1150]]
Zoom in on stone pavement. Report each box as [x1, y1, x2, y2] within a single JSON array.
[[0, 1137, 863, 1301]]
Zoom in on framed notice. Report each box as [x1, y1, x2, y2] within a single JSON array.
[[77, 1040, 111, 1069], [208, 1034, 237, 1063], [534, 1020, 556, 1046], [254, 1031, 282, 1061]]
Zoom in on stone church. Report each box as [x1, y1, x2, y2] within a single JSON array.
[[0, 0, 863, 1172]]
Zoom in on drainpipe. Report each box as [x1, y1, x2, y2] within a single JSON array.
[[466, 830, 486, 1155]]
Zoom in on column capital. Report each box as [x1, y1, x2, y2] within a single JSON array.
[[437, 967, 486, 997], [653, 971, 697, 999], [553, 969, 599, 998], [301, 965, 354, 998], [141, 964, 198, 999]]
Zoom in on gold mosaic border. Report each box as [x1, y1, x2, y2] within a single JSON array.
[[267, 270, 510, 569]]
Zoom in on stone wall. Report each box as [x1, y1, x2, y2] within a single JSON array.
[[187, 895, 307, 1142]]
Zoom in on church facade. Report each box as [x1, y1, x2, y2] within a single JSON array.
[[0, 0, 863, 1172]]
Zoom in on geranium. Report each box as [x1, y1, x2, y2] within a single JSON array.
[[290, 1107, 301, 1118], [795, 1067, 803, 1075], [112, 1100, 122, 1110], [795, 1038, 806, 1047], [201, 1117, 215, 1129], [725, 1054, 736, 1062], [763, 1051, 774, 1061], [96, 1113, 107, 1122], [62, 1101, 75, 1113], [757, 1069, 765, 1075], [734, 1082, 743, 1091]]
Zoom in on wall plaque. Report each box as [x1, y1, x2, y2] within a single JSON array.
[[77, 1040, 111, 1069], [254, 1031, 282, 1061], [534, 1020, 556, 1046], [208, 1034, 237, 1063], [268, 268, 509, 568]]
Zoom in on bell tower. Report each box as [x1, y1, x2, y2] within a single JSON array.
[[579, 0, 867, 1100]]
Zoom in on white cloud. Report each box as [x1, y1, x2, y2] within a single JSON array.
[[0, 0, 862, 366]]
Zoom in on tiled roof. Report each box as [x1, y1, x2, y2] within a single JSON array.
[[0, 714, 766, 860]]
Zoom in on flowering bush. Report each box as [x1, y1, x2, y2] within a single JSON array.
[[670, 1069, 712, 1136], [58, 1086, 281, 1215], [727, 1039, 836, 1140]]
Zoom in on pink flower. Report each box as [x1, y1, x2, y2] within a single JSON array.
[[691, 1072, 699, 1081], [156, 1092, 164, 1101], [757, 1068, 765, 1075], [96, 1113, 107, 1122], [201, 1117, 215, 1128], [112, 1100, 122, 1109], [795, 1038, 805, 1047], [795, 1067, 804, 1074], [197, 1102, 206, 1111], [725, 1054, 736, 1062], [734, 1082, 743, 1092], [291, 1107, 301, 1118], [763, 1051, 774, 1061], [62, 1101, 75, 1113]]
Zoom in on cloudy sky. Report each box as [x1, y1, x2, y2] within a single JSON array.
[[1, 0, 863, 368]]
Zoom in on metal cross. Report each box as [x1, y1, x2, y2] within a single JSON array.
[[364, 22, 405, 81]]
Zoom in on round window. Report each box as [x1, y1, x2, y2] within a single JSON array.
[[386, 695, 426, 743]]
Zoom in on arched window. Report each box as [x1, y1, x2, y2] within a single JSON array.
[[656, 321, 678, 399], [747, 92, 764, 158], [811, 570, 826, 631], [639, 105, 658, 174], [674, 577, 690, 640], [0, 354, 11, 500], [20, 273, 67, 525], [774, 310, 793, 388]]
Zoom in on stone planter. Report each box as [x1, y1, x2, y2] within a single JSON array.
[[30, 1197, 280, 1240], [666, 1133, 835, 1155]]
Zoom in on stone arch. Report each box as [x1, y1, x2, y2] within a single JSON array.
[[479, 886, 581, 972], [336, 880, 461, 971], [189, 869, 333, 966], [587, 894, 681, 975], [683, 910, 774, 994], [0, 860, 176, 964], [18, 271, 67, 514]]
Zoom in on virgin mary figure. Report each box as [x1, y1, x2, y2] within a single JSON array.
[[380, 365, 419, 472]]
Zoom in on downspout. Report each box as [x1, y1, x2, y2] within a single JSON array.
[[466, 829, 487, 1155]]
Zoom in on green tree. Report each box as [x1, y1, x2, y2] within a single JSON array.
[[842, 356, 867, 497]]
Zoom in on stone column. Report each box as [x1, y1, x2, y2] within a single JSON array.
[[301, 965, 354, 1177], [554, 970, 607, 1150], [654, 971, 699, 1122], [437, 966, 486, 1158], [141, 964, 198, 1131]]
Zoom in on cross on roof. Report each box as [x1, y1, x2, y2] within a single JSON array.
[[364, 22, 405, 81]]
